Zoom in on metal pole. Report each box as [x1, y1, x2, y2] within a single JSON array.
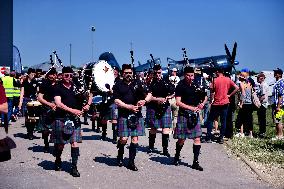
[[69, 43, 72, 66], [91, 26, 95, 62]]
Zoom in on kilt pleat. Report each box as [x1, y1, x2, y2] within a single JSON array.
[[146, 106, 172, 129], [110, 103, 118, 120], [36, 107, 53, 132], [173, 113, 202, 139], [50, 119, 82, 144], [118, 116, 145, 137]]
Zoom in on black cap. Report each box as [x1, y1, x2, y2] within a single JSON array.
[[153, 64, 161, 70], [36, 69, 42, 73], [184, 66, 195, 74], [122, 64, 132, 71], [113, 66, 119, 71], [27, 68, 35, 74], [273, 68, 283, 75], [62, 66, 74, 74], [46, 67, 57, 75]]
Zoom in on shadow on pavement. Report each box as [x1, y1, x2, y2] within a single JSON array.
[[82, 135, 114, 144], [38, 160, 72, 174], [13, 133, 41, 140], [135, 144, 151, 153], [93, 156, 119, 167], [82, 128, 93, 132], [13, 133, 27, 139], [28, 145, 54, 155], [149, 156, 173, 165]]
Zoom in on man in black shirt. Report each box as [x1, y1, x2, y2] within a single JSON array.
[[19, 68, 38, 140], [98, 66, 121, 142], [146, 64, 175, 156], [51, 66, 92, 177], [37, 68, 57, 153], [173, 66, 208, 171], [113, 64, 152, 171]]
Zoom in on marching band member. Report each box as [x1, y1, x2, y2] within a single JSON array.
[[18, 68, 38, 140], [97, 66, 120, 141], [51, 66, 92, 177], [113, 64, 152, 171], [37, 68, 57, 153], [146, 64, 175, 156], [173, 66, 207, 171], [110, 66, 121, 143]]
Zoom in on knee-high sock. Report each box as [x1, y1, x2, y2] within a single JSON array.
[[129, 143, 138, 162], [102, 123, 107, 136], [149, 133, 156, 149], [42, 131, 49, 147], [117, 141, 125, 160], [112, 123, 117, 138], [71, 147, 80, 166], [54, 144, 63, 161], [193, 144, 201, 162], [175, 142, 184, 159], [162, 134, 169, 148]]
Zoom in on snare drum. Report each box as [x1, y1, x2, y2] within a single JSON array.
[[26, 101, 42, 122]]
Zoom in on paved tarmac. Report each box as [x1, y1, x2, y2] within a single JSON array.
[[0, 118, 272, 189]]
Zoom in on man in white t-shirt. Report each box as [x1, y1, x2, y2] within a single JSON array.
[[169, 68, 180, 87], [169, 68, 180, 129], [256, 72, 269, 138]]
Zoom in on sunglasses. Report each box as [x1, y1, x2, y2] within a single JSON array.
[[123, 72, 132, 74], [154, 71, 162, 74], [63, 73, 73, 78]]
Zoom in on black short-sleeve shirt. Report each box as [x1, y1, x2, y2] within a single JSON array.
[[148, 79, 175, 108], [38, 79, 56, 102], [54, 82, 80, 118], [175, 79, 202, 108], [113, 79, 148, 117], [21, 79, 38, 98]]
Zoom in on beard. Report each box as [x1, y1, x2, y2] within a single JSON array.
[[125, 75, 133, 82]]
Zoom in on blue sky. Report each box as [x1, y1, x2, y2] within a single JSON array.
[[14, 0, 284, 72]]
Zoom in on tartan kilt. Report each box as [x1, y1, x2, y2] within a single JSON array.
[[146, 106, 172, 129], [50, 119, 82, 144], [173, 113, 202, 139], [22, 97, 31, 117], [36, 107, 53, 132], [118, 116, 145, 137], [110, 103, 118, 120], [99, 104, 112, 121]]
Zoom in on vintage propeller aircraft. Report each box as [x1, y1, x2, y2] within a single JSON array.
[[133, 42, 239, 78], [87, 42, 238, 79]]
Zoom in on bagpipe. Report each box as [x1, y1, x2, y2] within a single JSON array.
[[150, 54, 173, 118], [182, 48, 208, 103]]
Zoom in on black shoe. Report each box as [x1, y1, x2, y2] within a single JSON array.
[[259, 133, 265, 139], [70, 165, 80, 177], [173, 158, 180, 166], [117, 157, 123, 167], [218, 138, 224, 144], [11, 115, 16, 122], [100, 135, 106, 141], [54, 160, 62, 171], [83, 122, 89, 125], [28, 134, 34, 140], [95, 128, 101, 133], [112, 139, 117, 144], [147, 147, 154, 154], [162, 148, 171, 157], [127, 161, 138, 171], [43, 146, 50, 153], [192, 161, 203, 171]]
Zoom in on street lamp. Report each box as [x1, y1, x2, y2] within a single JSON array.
[[91, 26, 95, 62]]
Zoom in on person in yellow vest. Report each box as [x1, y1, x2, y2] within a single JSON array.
[[11, 72, 21, 122], [0, 70, 17, 123]]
